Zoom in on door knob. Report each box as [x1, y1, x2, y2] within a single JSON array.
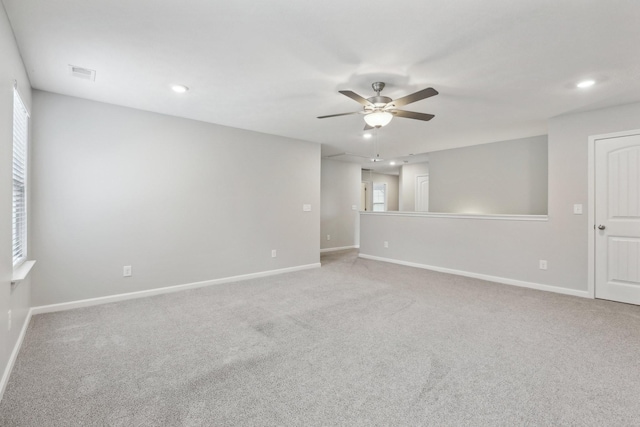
[[598, 224, 606, 230]]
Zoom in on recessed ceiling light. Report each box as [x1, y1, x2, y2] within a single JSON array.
[[577, 80, 595, 88], [363, 133, 372, 139], [171, 84, 189, 93], [389, 161, 396, 166]]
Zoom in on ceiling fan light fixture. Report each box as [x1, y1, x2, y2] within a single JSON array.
[[364, 111, 393, 128], [318, 82, 437, 128]]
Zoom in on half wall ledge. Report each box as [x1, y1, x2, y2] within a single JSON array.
[[360, 212, 548, 221]]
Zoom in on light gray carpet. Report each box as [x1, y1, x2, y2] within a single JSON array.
[[2, 250, 640, 426]]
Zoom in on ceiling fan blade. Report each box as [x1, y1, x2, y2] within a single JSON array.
[[393, 110, 435, 121], [317, 111, 360, 119], [339, 90, 374, 107], [364, 123, 374, 131], [391, 87, 438, 108]]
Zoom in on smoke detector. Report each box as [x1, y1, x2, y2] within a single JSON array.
[[68, 65, 96, 81]]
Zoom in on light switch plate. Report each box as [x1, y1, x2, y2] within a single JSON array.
[[303, 204, 311, 212], [573, 204, 583, 214]]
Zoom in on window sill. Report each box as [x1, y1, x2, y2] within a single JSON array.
[[12, 260, 36, 285]]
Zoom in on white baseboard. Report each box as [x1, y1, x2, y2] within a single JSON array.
[[0, 307, 33, 403], [320, 245, 359, 253], [358, 254, 591, 299], [31, 263, 321, 315]]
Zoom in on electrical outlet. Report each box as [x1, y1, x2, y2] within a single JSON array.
[[303, 204, 311, 212], [384, 241, 389, 248], [352, 205, 357, 210], [327, 234, 331, 241], [123, 265, 132, 277], [7, 310, 11, 331], [539, 260, 548, 270], [272, 249, 277, 258]]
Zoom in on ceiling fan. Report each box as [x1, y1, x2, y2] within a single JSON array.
[[318, 82, 438, 130]]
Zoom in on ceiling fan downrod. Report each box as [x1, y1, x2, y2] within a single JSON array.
[[368, 82, 392, 106]]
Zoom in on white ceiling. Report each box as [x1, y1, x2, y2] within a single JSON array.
[[4, 0, 640, 170]]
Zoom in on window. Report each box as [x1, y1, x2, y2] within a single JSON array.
[[13, 88, 29, 267], [372, 183, 386, 212]]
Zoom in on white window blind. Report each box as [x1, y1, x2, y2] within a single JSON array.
[[13, 88, 29, 267]]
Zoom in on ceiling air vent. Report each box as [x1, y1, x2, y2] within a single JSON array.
[[68, 65, 96, 81]]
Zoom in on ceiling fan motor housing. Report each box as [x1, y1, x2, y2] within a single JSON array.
[[367, 95, 392, 107]]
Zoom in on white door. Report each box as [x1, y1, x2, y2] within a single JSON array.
[[595, 134, 640, 305], [415, 175, 429, 211]]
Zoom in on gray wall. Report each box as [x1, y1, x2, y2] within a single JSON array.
[[31, 91, 320, 306], [320, 159, 361, 250], [360, 101, 640, 293], [399, 162, 429, 211], [429, 136, 548, 215], [361, 171, 399, 211], [0, 3, 32, 396]]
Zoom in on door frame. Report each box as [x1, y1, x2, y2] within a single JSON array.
[[587, 128, 640, 299], [361, 181, 372, 212]]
